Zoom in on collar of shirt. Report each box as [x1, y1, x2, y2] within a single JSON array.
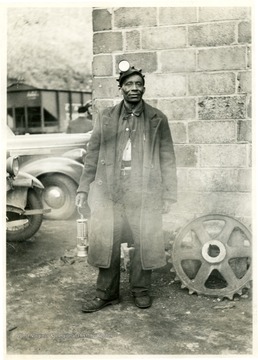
[[122, 100, 144, 120]]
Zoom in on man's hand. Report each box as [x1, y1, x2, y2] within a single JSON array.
[[75, 192, 88, 208], [162, 199, 175, 214]]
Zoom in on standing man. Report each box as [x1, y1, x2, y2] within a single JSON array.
[[66, 100, 93, 134], [76, 61, 177, 312]]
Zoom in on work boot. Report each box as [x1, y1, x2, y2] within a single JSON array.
[[133, 294, 152, 308], [81, 297, 119, 313]]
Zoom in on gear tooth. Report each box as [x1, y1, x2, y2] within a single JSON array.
[[167, 258, 173, 264], [181, 284, 186, 289], [169, 266, 175, 273], [188, 289, 194, 295], [225, 294, 233, 300], [174, 275, 180, 282], [237, 289, 243, 296], [245, 283, 251, 289]]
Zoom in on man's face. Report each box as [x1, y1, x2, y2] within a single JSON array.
[[120, 74, 145, 104]]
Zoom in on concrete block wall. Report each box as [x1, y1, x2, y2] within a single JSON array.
[[92, 7, 252, 232]]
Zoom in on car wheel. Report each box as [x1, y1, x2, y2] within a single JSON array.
[[39, 174, 78, 220], [6, 189, 43, 242]]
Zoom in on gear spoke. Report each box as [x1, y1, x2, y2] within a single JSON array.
[[192, 262, 212, 288], [219, 261, 238, 287], [227, 245, 251, 259], [177, 247, 202, 261], [191, 222, 211, 245], [217, 219, 236, 244]]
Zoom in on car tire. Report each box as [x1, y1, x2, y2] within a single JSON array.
[[6, 189, 43, 242], [40, 174, 78, 220]]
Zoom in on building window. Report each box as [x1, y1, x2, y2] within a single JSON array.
[[27, 107, 41, 127]]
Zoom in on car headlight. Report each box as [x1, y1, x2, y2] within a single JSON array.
[[6, 156, 19, 176]]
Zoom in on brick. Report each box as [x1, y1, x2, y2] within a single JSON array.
[[188, 121, 236, 144], [198, 96, 246, 120], [199, 7, 250, 22], [169, 122, 187, 144], [189, 23, 235, 47], [174, 145, 198, 167], [189, 73, 235, 96], [142, 26, 186, 50], [93, 9, 112, 31], [159, 7, 197, 25], [188, 169, 241, 192], [159, 98, 196, 120], [237, 120, 252, 143], [93, 55, 113, 76], [93, 77, 120, 99], [115, 53, 157, 74], [175, 192, 251, 217], [237, 71, 251, 93], [114, 7, 156, 28], [125, 30, 140, 51], [160, 49, 196, 73], [198, 47, 246, 71], [200, 144, 247, 167], [238, 21, 251, 43], [93, 32, 122, 54], [144, 74, 186, 98]]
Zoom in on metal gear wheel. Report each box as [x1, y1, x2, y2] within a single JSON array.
[[171, 214, 252, 299]]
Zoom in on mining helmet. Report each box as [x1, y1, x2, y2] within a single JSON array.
[[117, 60, 145, 87]]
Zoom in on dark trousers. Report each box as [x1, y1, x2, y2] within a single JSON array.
[[96, 183, 152, 300]]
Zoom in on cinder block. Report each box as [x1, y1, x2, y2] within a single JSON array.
[[237, 169, 252, 191], [189, 23, 235, 47], [93, 9, 112, 31], [188, 168, 252, 193], [188, 121, 236, 144], [174, 145, 198, 167], [159, 7, 197, 25], [175, 192, 251, 218], [169, 122, 187, 144], [159, 98, 196, 120], [114, 7, 156, 28], [247, 46, 252, 69], [199, 7, 250, 22], [200, 144, 247, 167], [125, 30, 140, 51], [237, 71, 252, 93], [144, 74, 186, 98], [93, 55, 113, 76], [93, 77, 120, 99], [188, 169, 240, 192], [198, 47, 246, 71], [144, 99, 158, 108], [198, 96, 246, 120], [247, 96, 252, 118], [142, 26, 186, 50], [160, 49, 196, 73], [115, 53, 157, 74], [237, 120, 252, 143], [176, 168, 189, 192], [238, 21, 251, 43], [93, 32, 123, 54], [189, 73, 235, 95], [94, 99, 114, 114]]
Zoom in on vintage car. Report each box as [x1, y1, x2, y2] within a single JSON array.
[[7, 126, 91, 220]]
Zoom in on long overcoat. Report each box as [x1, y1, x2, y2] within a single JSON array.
[[77, 100, 177, 270]]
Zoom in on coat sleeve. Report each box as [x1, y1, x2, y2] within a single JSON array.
[[159, 115, 177, 202], [77, 113, 101, 193]]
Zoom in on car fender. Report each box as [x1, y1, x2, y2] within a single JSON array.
[[19, 157, 84, 184]]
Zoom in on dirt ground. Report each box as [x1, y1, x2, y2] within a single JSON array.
[[6, 219, 253, 356]]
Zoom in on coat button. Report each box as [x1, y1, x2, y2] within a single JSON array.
[[97, 180, 103, 185], [101, 160, 105, 165]]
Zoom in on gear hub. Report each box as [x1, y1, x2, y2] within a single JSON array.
[[171, 214, 252, 299]]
